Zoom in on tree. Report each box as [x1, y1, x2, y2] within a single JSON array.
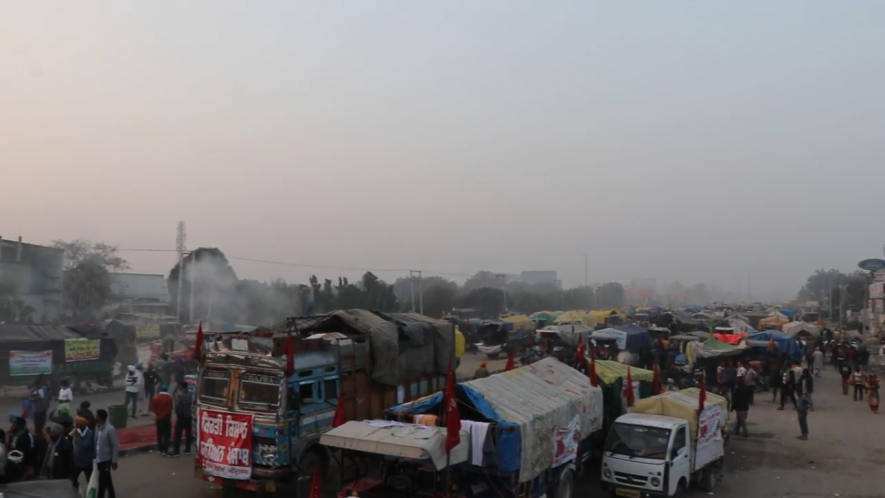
[[53, 239, 129, 320], [457, 287, 506, 319], [168, 248, 239, 323], [462, 271, 504, 292], [797, 269, 846, 303], [418, 284, 458, 318], [53, 239, 129, 272], [596, 282, 625, 310]]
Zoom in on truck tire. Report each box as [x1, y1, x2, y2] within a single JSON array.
[[701, 466, 717, 491], [554, 468, 574, 498]]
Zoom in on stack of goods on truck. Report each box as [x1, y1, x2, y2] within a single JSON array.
[[385, 357, 603, 498]]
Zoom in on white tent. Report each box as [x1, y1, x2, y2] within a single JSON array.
[[782, 321, 820, 338]]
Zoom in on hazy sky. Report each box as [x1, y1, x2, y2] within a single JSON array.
[[2, 1, 884, 300]]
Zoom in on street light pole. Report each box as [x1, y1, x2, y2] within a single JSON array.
[[409, 270, 423, 314]]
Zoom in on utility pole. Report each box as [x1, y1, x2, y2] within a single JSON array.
[[496, 274, 507, 314], [188, 251, 196, 324], [175, 221, 186, 322], [409, 270, 423, 314]]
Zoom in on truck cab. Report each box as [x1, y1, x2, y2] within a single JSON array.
[[601, 414, 692, 498], [194, 334, 353, 494]]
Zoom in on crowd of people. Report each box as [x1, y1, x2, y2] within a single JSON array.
[[0, 353, 198, 497]]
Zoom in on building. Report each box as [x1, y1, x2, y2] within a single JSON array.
[[0, 236, 64, 322], [107, 273, 171, 317]]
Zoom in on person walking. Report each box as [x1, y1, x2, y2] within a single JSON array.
[[473, 361, 490, 380], [865, 373, 880, 414], [124, 366, 141, 418], [744, 366, 758, 405], [778, 365, 797, 410], [57, 379, 74, 413], [94, 409, 119, 498], [39, 423, 73, 480], [796, 386, 811, 440], [731, 377, 752, 437], [29, 376, 50, 435], [800, 368, 814, 411], [812, 349, 824, 377], [151, 384, 174, 456], [839, 361, 853, 395], [71, 416, 95, 490], [852, 367, 865, 401], [770, 363, 782, 403], [170, 383, 194, 456], [142, 363, 160, 416]]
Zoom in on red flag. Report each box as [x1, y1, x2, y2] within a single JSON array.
[[574, 334, 585, 368], [332, 395, 347, 428], [193, 321, 205, 359], [284, 333, 295, 377], [445, 359, 462, 453], [308, 465, 322, 498], [625, 366, 635, 407], [505, 349, 516, 372], [698, 373, 707, 412], [652, 363, 663, 395], [588, 351, 599, 387]]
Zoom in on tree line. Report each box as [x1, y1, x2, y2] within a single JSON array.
[[47, 240, 625, 325], [796, 268, 872, 315]]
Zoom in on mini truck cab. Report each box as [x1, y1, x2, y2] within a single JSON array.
[[601, 390, 727, 498]]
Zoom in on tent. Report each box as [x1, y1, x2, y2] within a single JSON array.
[[589, 309, 627, 325], [591, 325, 653, 353], [781, 321, 820, 338], [501, 314, 536, 332], [758, 316, 788, 330], [554, 310, 597, 328], [388, 358, 603, 482], [591, 360, 656, 427], [685, 338, 747, 364], [530, 311, 562, 324], [746, 330, 803, 362]]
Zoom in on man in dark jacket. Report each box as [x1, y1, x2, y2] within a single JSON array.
[[731, 378, 752, 437], [170, 383, 194, 456], [779, 366, 797, 410], [39, 423, 72, 481], [28, 376, 50, 435], [71, 416, 96, 488]]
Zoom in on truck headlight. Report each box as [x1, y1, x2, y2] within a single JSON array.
[[650, 477, 661, 487], [603, 469, 612, 479]]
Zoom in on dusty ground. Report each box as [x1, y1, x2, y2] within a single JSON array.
[[88, 363, 884, 497]]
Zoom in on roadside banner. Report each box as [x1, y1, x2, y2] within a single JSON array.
[[10, 351, 53, 376], [136, 324, 161, 339], [198, 409, 253, 480], [64, 338, 101, 362]]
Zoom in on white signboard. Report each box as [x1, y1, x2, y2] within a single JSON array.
[[694, 404, 724, 471]]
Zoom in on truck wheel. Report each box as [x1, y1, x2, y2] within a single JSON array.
[[554, 469, 574, 498], [701, 466, 717, 491]]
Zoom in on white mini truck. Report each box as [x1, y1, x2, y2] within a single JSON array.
[[600, 388, 729, 498]]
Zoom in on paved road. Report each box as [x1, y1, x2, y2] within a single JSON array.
[[107, 367, 882, 497]]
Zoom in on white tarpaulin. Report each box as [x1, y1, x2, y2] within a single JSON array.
[[782, 321, 821, 338]]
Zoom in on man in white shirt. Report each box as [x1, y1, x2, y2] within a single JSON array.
[[58, 379, 73, 412]]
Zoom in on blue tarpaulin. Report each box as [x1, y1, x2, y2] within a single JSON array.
[[747, 330, 802, 362]]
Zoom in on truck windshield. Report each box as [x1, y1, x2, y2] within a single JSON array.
[[605, 423, 672, 460], [200, 369, 231, 407], [238, 372, 282, 411]]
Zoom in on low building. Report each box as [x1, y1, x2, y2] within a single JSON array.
[[0, 236, 64, 322]]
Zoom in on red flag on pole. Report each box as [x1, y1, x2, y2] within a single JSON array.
[[193, 321, 204, 359], [284, 333, 295, 377], [445, 359, 462, 453], [308, 465, 322, 498], [589, 353, 599, 387], [332, 396, 346, 428], [625, 366, 635, 407], [652, 363, 663, 395], [505, 349, 516, 372], [698, 373, 707, 412]]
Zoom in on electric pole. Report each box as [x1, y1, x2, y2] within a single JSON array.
[[175, 221, 186, 322], [409, 270, 423, 314], [188, 251, 196, 324]]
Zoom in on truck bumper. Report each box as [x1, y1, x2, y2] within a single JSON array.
[[601, 481, 668, 498], [195, 468, 288, 493]]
